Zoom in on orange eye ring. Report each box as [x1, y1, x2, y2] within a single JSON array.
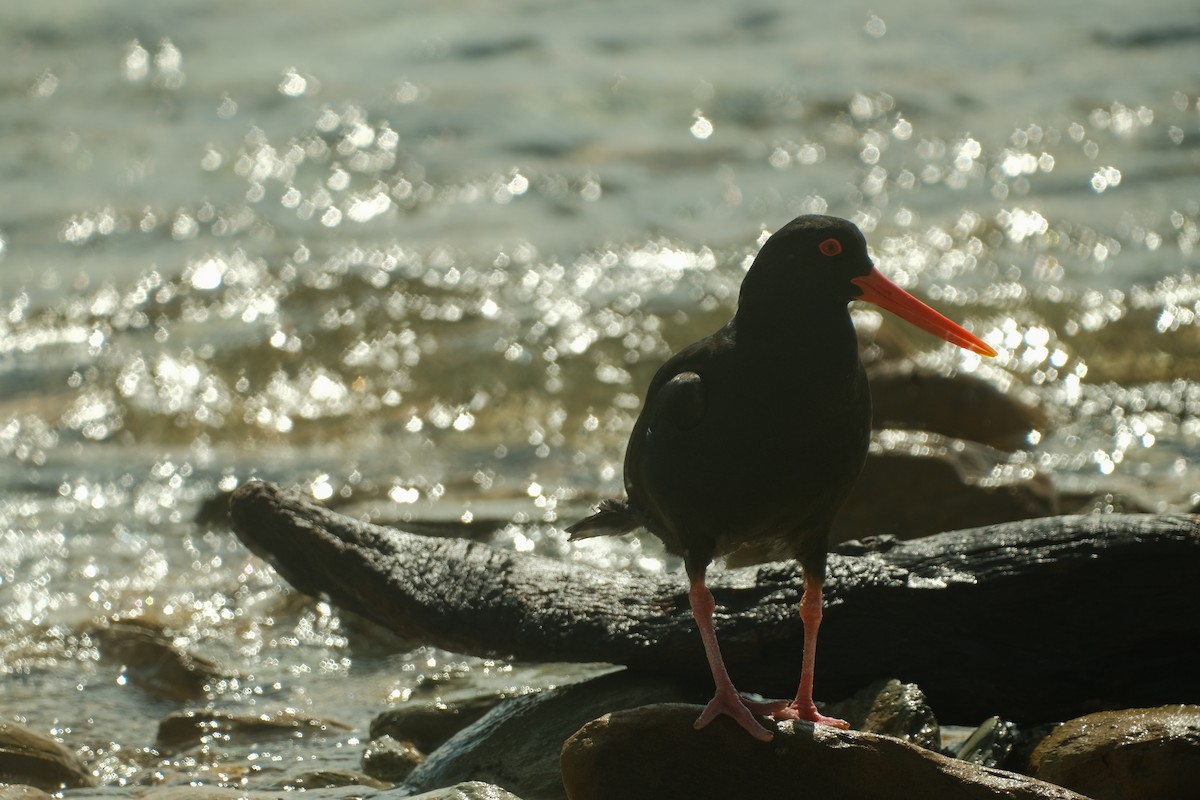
[[819, 238, 843, 256]]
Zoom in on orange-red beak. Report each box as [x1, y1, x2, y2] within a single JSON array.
[[852, 268, 996, 357]]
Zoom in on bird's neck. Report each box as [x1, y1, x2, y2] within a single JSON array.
[[732, 302, 857, 357]]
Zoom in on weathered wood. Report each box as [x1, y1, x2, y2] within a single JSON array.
[[228, 480, 1200, 723]]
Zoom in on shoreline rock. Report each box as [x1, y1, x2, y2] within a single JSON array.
[[559, 704, 1087, 800], [0, 721, 95, 792], [1029, 705, 1200, 800]]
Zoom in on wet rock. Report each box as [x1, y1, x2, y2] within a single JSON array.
[[827, 678, 941, 752], [0, 786, 54, 800], [370, 694, 504, 752], [90, 616, 230, 702], [829, 430, 1058, 545], [274, 768, 392, 790], [229, 481, 1200, 722], [0, 720, 94, 791], [956, 715, 1020, 767], [933, 715, 1054, 772], [1029, 705, 1200, 800], [81, 782, 520, 800], [362, 735, 424, 783], [559, 704, 1087, 800], [404, 674, 940, 798], [75, 790, 258, 800], [407, 783, 525, 800], [154, 708, 352, 755], [868, 360, 1046, 451], [405, 670, 693, 800]]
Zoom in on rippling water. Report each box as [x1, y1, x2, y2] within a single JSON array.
[[2, 0, 1198, 788]]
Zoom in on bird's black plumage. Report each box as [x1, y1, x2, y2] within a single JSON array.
[[576, 215, 873, 577], [569, 214, 993, 740]]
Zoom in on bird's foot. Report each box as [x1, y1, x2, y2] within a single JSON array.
[[772, 702, 850, 729], [693, 688, 784, 742]]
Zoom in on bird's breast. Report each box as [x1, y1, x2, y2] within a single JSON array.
[[626, 340, 871, 562]]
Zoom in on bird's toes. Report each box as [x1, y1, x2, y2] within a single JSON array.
[[693, 690, 777, 742], [772, 703, 849, 729]]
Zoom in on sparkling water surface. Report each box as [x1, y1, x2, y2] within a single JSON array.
[[1, 0, 1198, 787]]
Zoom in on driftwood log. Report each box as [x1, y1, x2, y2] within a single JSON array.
[[228, 480, 1199, 724]]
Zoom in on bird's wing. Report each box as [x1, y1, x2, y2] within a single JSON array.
[[644, 370, 706, 433], [639, 328, 731, 435], [567, 341, 718, 541]]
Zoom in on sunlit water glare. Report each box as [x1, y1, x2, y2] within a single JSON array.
[[1, 0, 1198, 788]]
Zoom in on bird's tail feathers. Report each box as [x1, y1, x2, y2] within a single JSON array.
[[565, 498, 638, 540]]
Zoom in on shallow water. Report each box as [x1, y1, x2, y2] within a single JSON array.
[[2, 0, 1199, 789]]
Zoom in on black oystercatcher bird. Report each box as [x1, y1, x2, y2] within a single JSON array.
[[568, 215, 996, 741]]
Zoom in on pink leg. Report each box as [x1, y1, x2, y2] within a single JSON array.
[[688, 574, 781, 741], [773, 574, 849, 728]]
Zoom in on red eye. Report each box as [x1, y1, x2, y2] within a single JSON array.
[[819, 238, 842, 256]]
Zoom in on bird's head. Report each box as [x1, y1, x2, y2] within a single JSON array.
[[738, 214, 995, 357]]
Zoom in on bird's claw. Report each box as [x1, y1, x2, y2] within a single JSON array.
[[771, 702, 850, 729], [693, 688, 780, 742]]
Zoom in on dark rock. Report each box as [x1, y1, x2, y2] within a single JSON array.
[[274, 768, 392, 790], [154, 708, 352, 755], [1029, 705, 1200, 800], [405, 671, 693, 800], [89, 616, 230, 702], [956, 715, 1019, 767], [68, 782, 519, 800], [407, 783, 525, 800], [1010, 722, 1061, 776], [559, 704, 1088, 800], [0, 786, 54, 800], [827, 678, 941, 752], [361, 735, 424, 783], [370, 694, 504, 753], [723, 429, 1058, 551], [868, 360, 1046, 451], [400, 673, 937, 797], [0, 721, 94, 791], [229, 481, 1200, 723], [834, 430, 1057, 544]]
